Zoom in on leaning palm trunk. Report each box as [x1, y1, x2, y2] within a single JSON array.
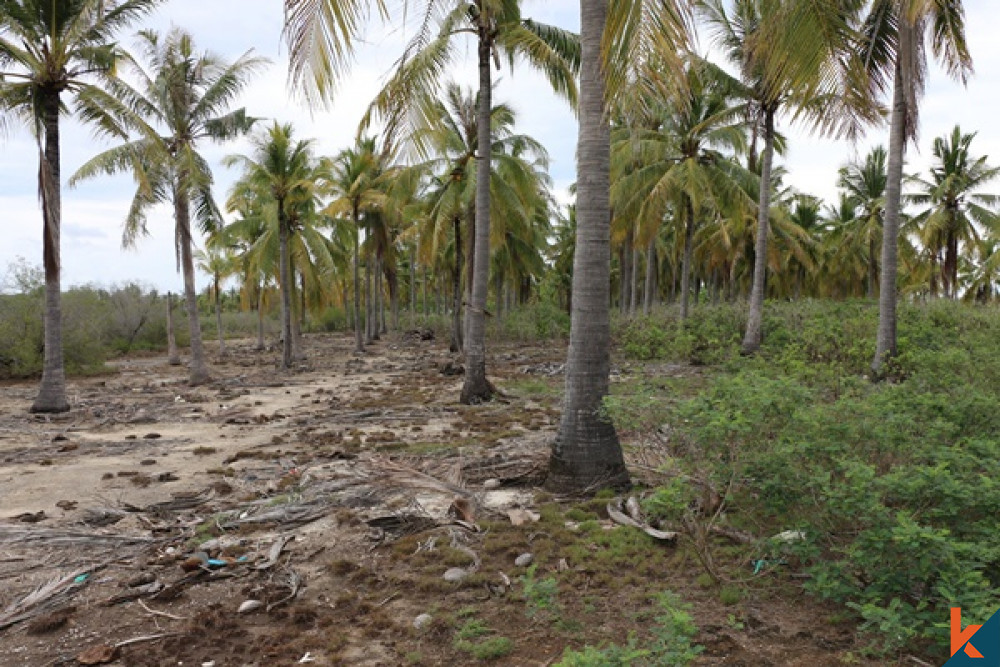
[[460, 30, 494, 404], [548, 0, 628, 492], [214, 277, 225, 355], [177, 187, 210, 385], [873, 61, 906, 375], [167, 292, 182, 364], [352, 217, 364, 354], [742, 109, 775, 354], [278, 205, 293, 369], [32, 93, 69, 413]]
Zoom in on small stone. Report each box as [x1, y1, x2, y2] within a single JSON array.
[[483, 479, 501, 490], [140, 459, 157, 466], [413, 613, 433, 630], [238, 600, 263, 614], [443, 567, 468, 583], [144, 432, 162, 439], [515, 553, 533, 568]]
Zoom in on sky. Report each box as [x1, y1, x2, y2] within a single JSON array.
[[1, 0, 998, 294]]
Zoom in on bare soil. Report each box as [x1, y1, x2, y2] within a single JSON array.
[[0, 332, 880, 666]]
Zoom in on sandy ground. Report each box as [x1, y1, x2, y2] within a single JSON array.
[[0, 332, 887, 666]]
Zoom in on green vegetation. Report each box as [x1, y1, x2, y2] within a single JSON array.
[[556, 592, 702, 666], [606, 300, 1000, 659]]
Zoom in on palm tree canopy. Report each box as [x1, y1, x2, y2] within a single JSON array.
[[69, 27, 266, 250]]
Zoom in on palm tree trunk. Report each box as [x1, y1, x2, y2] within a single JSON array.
[[278, 203, 293, 369], [946, 233, 959, 299], [31, 92, 69, 413], [255, 286, 265, 351], [353, 217, 364, 354], [742, 108, 775, 354], [422, 267, 429, 320], [873, 61, 906, 375], [460, 24, 495, 404], [214, 275, 225, 355], [619, 228, 633, 315], [409, 243, 417, 321], [177, 186, 210, 385], [167, 292, 182, 364], [868, 237, 878, 299], [293, 270, 305, 359], [365, 255, 373, 344], [451, 216, 464, 353], [680, 198, 695, 320], [629, 241, 640, 316], [548, 0, 628, 492], [494, 268, 504, 325], [643, 242, 656, 315], [372, 253, 381, 341], [464, 200, 475, 348]]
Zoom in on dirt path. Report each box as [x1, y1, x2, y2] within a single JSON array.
[[0, 333, 879, 666]]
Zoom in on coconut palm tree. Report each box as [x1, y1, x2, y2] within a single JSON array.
[[195, 244, 236, 355], [698, 0, 873, 354], [857, 0, 973, 373], [323, 137, 395, 355], [224, 123, 317, 369], [71, 28, 264, 384], [611, 63, 756, 320], [365, 3, 578, 404], [835, 146, 889, 297], [908, 126, 1000, 299], [407, 82, 549, 352], [0, 0, 161, 412]]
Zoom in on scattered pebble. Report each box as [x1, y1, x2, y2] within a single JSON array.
[[443, 567, 468, 583], [413, 613, 433, 630], [238, 600, 263, 614], [515, 553, 534, 567]]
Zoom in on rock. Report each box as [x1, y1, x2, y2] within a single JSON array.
[[140, 459, 157, 466], [443, 567, 469, 583], [507, 509, 540, 526], [238, 600, 263, 614], [515, 553, 533, 568], [483, 479, 501, 490], [413, 613, 433, 630], [77, 644, 119, 665], [143, 432, 162, 439]]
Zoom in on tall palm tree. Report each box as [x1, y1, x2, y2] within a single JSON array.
[[323, 137, 394, 355], [363, 2, 578, 404], [407, 82, 549, 352], [611, 63, 755, 320], [71, 28, 264, 384], [224, 123, 316, 369], [195, 244, 236, 355], [698, 0, 872, 354], [858, 0, 973, 374], [908, 126, 999, 299], [0, 0, 161, 412], [836, 146, 889, 297], [546, 0, 628, 493]]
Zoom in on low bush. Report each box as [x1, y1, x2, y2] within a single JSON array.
[[606, 299, 1000, 660]]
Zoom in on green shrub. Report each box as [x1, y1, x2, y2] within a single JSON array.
[[605, 300, 1000, 660]]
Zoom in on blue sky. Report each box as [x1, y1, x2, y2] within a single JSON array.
[[2, 0, 998, 293]]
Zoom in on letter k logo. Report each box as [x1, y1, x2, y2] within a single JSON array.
[[953, 608, 985, 659]]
